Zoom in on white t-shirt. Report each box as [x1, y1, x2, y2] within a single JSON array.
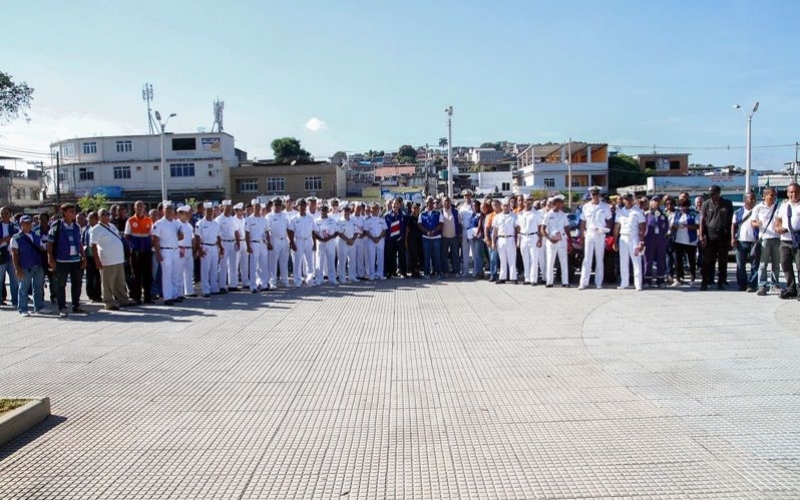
[[672, 212, 696, 246], [266, 211, 289, 240], [753, 202, 779, 240], [735, 207, 758, 242], [215, 214, 236, 241], [616, 207, 646, 242], [152, 217, 183, 248], [89, 223, 126, 266], [777, 201, 800, 242]]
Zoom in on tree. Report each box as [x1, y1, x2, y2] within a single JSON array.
[[77, 193, 108, 213], [608, 153, 647, 191], [480, 142, 501, 150], [270, 137, 311, 163], [397, 144, 416, 164], [438, 137, 448, 149], [0, 71, 34, 124], [331, 151, 348, 166]]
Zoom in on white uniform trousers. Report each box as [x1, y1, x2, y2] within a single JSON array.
[[218, 241, 237, 289], [316, 240, 338, 285], [269, 239, 290, 288], [337, 239, 358, 282], [496, 236, 517, 281], [249, 242, 269, 291], [618, 235, 643, 290], [461, 233, 472, 275], [356, 237, 369, 278], [520, 235, 541, 283], [237, 245, 250, 287], [292, 238, 314, 286], [536, 244, 547, 283], [179, 247, 193, 296], [159, 248, 182, 301], [366, 239, 385, 279], [580, 231, 606, 288], [546, 239, 569, 286], [199, 245, 220, 295]]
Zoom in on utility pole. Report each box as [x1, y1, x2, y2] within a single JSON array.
[[445, 106, 454, 198], [55, 152, 61, 207], [567, 139, 573, 210]]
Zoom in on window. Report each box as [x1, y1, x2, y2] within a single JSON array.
[[501, 182, 511, 191], [115, 140, 133, 153], [544, 178, 555, 188], [571, 177, 581, 187], [114, 166, 131, 179], [61, 143, 75, 157], [170, 163, 195, 177], [645, 161, 656, 170], [237, 179, 259, 193], [670, 160, 681, 170], [78, 167, 94, 181], [267, 177, 285, 192], [15, 189, 21, 200], [58, 170, 68, 181], [304, 176, 323, 191], [82, 142, 97, 154], [172, 138, 196, 151]]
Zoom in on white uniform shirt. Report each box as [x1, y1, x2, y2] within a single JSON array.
[[492, 212, 517, 238], [543, 211, 569, 241], [616, 206, 646, 242], [308, 209, 322, 221], [458, 202, 475, 233], [580, 202, 612, 234], [337, 216, 359, 240], [245, 215, 268, 243], [753, 202, 779, 240], [195, 218, 221, 245], [179, 221, 194, 248], [353, 215, 365, 236], [152, 218, 183, 248], [232, 215, 247, 242], [284, 209, 299, 222], [516, 209, 542, 235], [777, 201, 800, 242], [288, 213, 315, 240], [215, 214, 236, 241], [363, 215, 388, 239], [314, 217, 340, 239], [89, 223, 125, 266], [266, 211, 289, 241]]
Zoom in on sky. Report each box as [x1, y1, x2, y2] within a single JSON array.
[[1, 0, 799, 170]]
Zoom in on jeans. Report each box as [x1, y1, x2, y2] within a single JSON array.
[[18, 265, 45, 314], [471, 238, 485, 276], [489, 246, 500, 280], [0, 260, 19, 307], [422, 237, 442, 277], [54, 260, 84, 310], [735, 241, 759, 290], [758, 238, 781, 287], [780, 241, 800, 293], [441, 236, 459, 274]]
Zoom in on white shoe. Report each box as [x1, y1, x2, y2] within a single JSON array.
[[617, 285, 630, 290], [19, 311, 30, 317], [578, 285, 587, 290]]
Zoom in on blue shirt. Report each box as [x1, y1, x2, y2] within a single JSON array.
[[419, 210, 442, 239]]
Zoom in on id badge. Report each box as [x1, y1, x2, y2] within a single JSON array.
[[70, 245, 78, 256], [654, 227, 659, 235]]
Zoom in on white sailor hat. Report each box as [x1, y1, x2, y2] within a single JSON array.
[[272, 196, 283, 204], [233, 202, 244, 210], [296, 198, 307, 205], [329, 198, 340, 205], [221, 200, 232, 206], [501, 197, 511, 206], [461, 189, 474, 196], [524, 193, 534, 200], [284, 194, 293, 201], [251, 199, 259, 206], [162, 200, 173, 208], [342, 201, 352, 210], [552, 194, 565, 202], [202, 201, 213, 209], [177, 205, 190, 213], [259, 201, 269, 208]]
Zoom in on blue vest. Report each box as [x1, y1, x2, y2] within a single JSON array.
[[734, 206, 758, 240], [13, 232, 42, 270], [0, 221, 19, 264], [53, 221, 82, 262]]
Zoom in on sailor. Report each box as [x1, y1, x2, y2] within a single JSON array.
[[541, 194, 572, 287], [151, 201, 184, 305], [244, 201, 270, 293], [233, 202, 250, 290], [578, 187, 613, 290], [266, 197, 290, 289], [313, 202, 340, 285], [516, 194, 543, 285], [458, 189, 475, 275], [306, 196, 320, 276], [364, 202, 388, 280], [613, 193, 646, 290], [176, 205, 196, 298], [194, 202, 224, 297], [284, 195, 299, 221], [337, 202, 359, 283], [215, 200, 237, 292], [492, 198, 519, 284], [288, 198, 316, 287], [354, 202, 369, 279]]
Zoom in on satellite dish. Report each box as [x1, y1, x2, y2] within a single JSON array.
[[154, 111, 162, 121], [197, 126, 206, 133]]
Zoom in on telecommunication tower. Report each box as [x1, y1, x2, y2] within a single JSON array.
[[142, 83, 158, 135], [211, 99, 224, 133]]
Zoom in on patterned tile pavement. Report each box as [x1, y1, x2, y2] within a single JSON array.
[[1, 278, 798, 499]]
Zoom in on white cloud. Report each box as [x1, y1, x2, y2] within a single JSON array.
[[305, 117, 326, 132]]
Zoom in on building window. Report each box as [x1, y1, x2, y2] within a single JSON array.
[[501, 182, 511, 191], [114, 166, 131, 179], [172, 138, 196, 151], [237, 179, 259, 193], [645, 161, 656, 170], [115, 140, 133, 153], [82, 142, 97, 154], [266, 177, 285, 192], [544, 178, 555, 188], [571, 177, 581, 187], [170, 163, 195, 177], [61, 144, 75, 157], [304, 176, 323, 191], [670, 160, 681, 170], [58, 171, 68, 181], [78, 167, 94, 181]]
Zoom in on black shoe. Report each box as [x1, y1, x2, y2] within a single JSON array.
[[72, 306, 87, 314], [562, 284, 570, 288], [174, 297, 185, 302], [144, 300, 156, 305], [746, 287, 757, 293], [700, 284, 709, 291], [780, 289, 797, 300], [202, 293, 211, 298], [219, 289, 228, 295], [132, 299, 143, 305], [228, 287, 240, 292], [496, 280, 506, 284], [756, 287, 767, 296], [105, 305, 120, 311], [545, 284, 553, 288], [187, 294, 198, 298], [163, 300, 175, 306]]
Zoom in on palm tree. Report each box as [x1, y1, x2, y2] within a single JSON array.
[[438, 137, 448, 150]]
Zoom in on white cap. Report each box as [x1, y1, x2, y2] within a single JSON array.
[[221, 200, 232, 206], [202, 201, 213, 209], [501, 197, 510, 206], [251, 199, 259, 206], [259, 202, 269, 208], [177, 205, 190, 213], [162, 200, 173, 208], [233, 202, 244, 210], [552, 194, 565, 202]]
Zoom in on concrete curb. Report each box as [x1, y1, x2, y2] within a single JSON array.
[[0, 398, 51, 448]]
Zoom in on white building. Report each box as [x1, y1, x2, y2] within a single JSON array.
[[515, 142, 609, 195], [470, 148, 504, 165], [47, 132, 240, 204]]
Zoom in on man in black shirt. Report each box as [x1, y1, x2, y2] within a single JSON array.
[[405, 203, 423, 278], [698, 185, 734, 290]]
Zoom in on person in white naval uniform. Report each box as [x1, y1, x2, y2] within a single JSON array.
[[314, 204, 340, 285], [337, 203, 360, 283], [215, 200, 238, 292], [491, 198, 518, 283], [266, 198, 290, 289], [288, 198, 316, 287], [176, 205, 196, 298], [354, 203, 369, 279], [194, 202, 224, 297], [516, 194, 544, 286], [152, 202, 185, 305], [578, 187, 613, 290], [458, 189, 475, 275], [233, 202, 249, 289], [613, 193, 646, 290], [245, 201, 270, 293], [541, 194, 572, 287], [364, 202, 388, 280]]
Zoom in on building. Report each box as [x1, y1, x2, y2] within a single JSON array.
[[515, 142, 609, 194], [47, 132, 240, 204], [0, 161, 44, 209], [470, 148, 504, 165], [635, 153, 689, 177], [229, 160, 346, 204]]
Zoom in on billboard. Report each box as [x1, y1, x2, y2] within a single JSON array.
[[201, 137, 221, 152]]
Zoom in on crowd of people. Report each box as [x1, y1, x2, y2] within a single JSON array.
[[1, 182, 799, 318]]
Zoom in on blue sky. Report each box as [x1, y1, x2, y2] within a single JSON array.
[[2, 0, 799, 169]]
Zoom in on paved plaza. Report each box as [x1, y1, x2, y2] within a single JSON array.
[[1, 279, 799, 499]]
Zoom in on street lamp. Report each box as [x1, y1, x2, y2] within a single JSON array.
[[445, 106, 453, 198], [155, 110, 177, 202], [733, 101, 758, 194]]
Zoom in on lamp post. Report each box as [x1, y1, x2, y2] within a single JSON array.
[[445, 106, 453, 198], [733, 102, 758, 194], [155, 111, 177, 202]]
